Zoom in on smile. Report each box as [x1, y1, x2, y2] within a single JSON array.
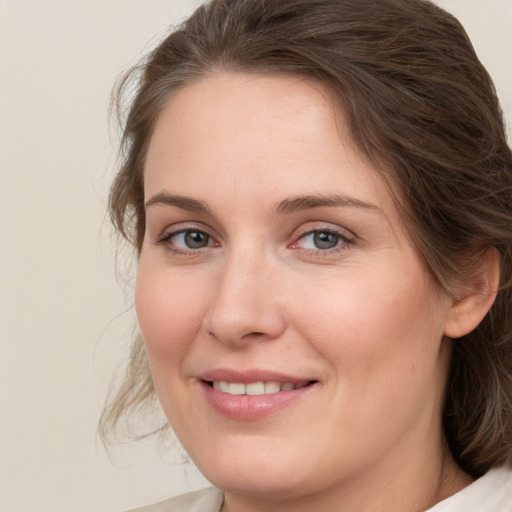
[[209, 380, 311, 395], [200, 374, 318, 420]]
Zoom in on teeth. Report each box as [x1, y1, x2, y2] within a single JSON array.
[[228, 382, 246, 395], [246, 382, 265, 395], [212, 380, 308, 396], [264, 381, 281, 394]]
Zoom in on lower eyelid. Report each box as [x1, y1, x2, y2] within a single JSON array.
[[301, 245, 348, 258]]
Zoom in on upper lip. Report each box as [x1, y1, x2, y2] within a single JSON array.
[[198, 368, 316, 384]]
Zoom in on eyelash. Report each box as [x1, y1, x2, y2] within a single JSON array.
[[290, 228, 356, 256], [155, 228, 218, 256], [154, 225, 356, 257]]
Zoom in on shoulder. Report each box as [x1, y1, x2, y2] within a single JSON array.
[[427, 467, 512, 512], [125, 487, 224, 512]]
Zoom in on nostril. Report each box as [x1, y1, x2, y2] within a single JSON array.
[[205, 301, 287, 345]]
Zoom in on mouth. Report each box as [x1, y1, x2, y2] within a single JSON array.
[[198, 371, 318, 420], [205, 380, 314, 396]]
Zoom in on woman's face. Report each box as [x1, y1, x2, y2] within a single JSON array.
[[137, 72, 455, 501]]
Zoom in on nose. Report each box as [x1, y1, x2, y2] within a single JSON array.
[[204, 250, 287, 346]]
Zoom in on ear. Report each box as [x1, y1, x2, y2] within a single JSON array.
[[443, 247, 500, 339]]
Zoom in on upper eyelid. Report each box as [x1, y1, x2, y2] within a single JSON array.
[[297, 227, 349, 237], [292, 222, 357, 240], [157, 222, 219, 239]]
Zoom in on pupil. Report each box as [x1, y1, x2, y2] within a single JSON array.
[[185, 231, 208, 248], [314, 231, 339, 249]]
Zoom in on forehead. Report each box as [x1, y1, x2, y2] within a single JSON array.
[[144, 71, 398, 222], [146, 72, 345, 166]]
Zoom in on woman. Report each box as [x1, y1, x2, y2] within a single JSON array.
[[101, 0, 512, 510]]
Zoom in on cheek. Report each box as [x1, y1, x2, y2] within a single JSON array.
[[295, 264, 447, 382], [135, 262, 208, 364], [292, 267, 450, 449]]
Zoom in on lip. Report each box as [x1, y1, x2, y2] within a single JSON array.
[[199, 368, 313, 384], [197, 368, 318, 420]]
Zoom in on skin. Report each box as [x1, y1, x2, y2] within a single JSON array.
[[137, 72, 477, 512]]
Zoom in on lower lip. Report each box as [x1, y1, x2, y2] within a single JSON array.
[[200, 381, 316, 420]]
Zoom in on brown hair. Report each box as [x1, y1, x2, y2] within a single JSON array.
[[101, 0, 512, 477]]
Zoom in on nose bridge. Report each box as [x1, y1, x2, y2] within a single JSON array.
[[205, 242, 285, 344]]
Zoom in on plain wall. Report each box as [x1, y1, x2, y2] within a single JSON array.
[[0, 1, 510, 511]]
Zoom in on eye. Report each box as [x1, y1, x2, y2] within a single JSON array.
[[158, 229, 215, 250], [301, 231, 341, 250], [291, 227, 355, 252]]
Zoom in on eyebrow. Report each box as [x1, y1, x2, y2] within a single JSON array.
[[144, 191, 380, 216], [274, 194, 380, 214], [145, 192, 211, 213]]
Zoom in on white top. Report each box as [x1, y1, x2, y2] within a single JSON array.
[[127, 467, 512, 512], [126, 487, 223, 512], [426, 467, 512, 512]]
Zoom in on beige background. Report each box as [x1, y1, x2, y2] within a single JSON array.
[[0, 1, 511, 511]]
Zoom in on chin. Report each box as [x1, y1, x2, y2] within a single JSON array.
[[189, 439, 313, 496], [205, 465, 308, 499]]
